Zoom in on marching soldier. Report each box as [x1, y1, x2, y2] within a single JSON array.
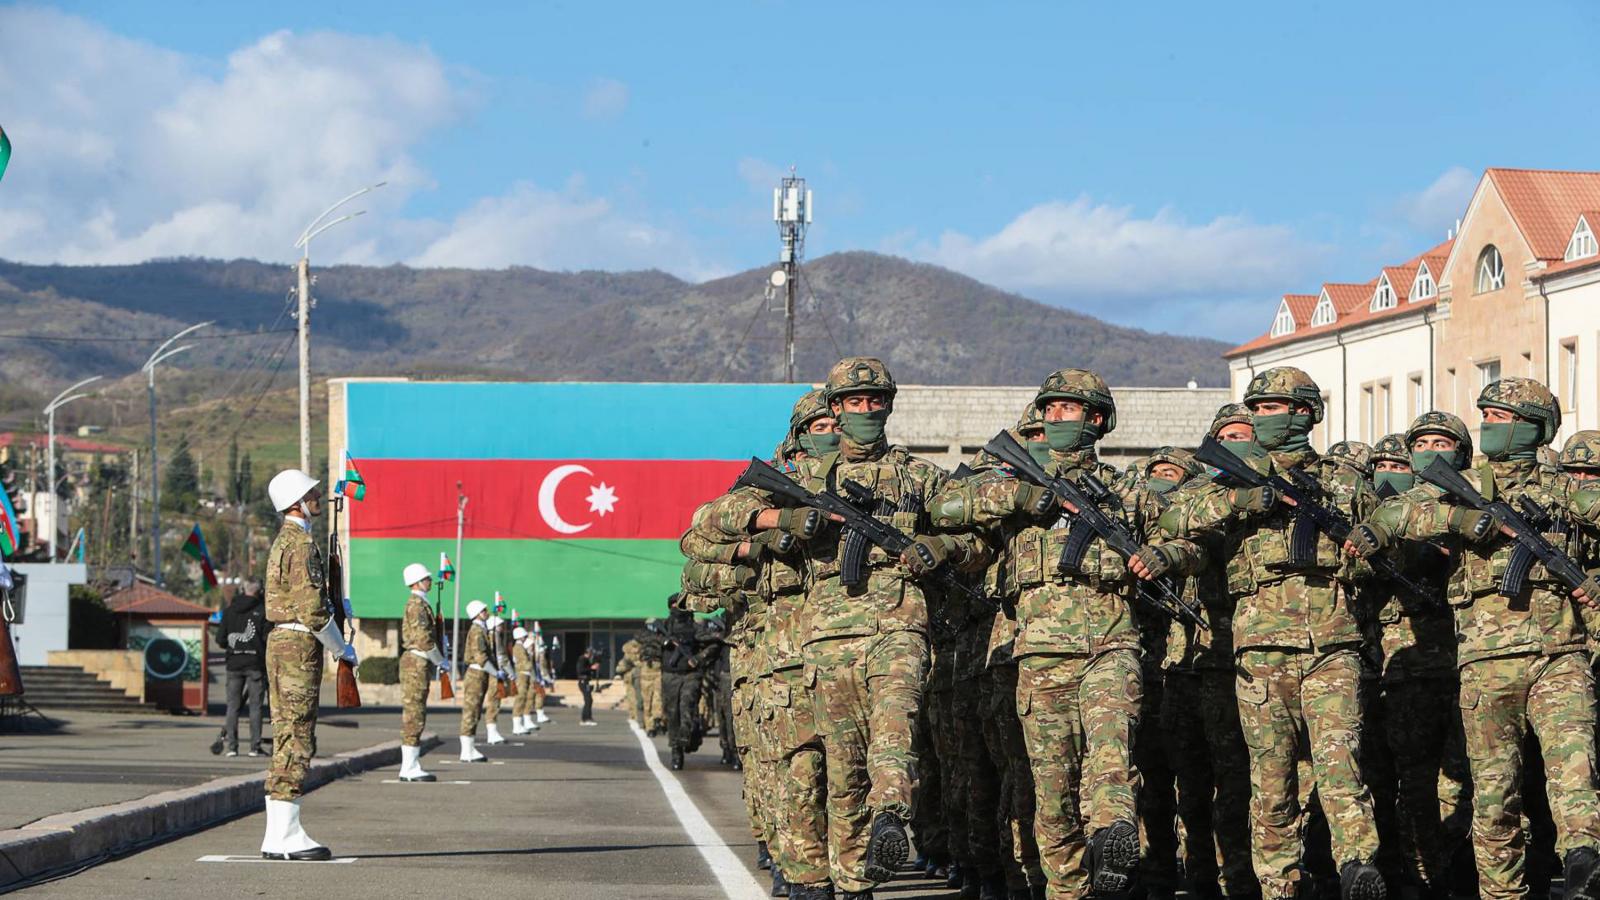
[[511, 626, 539, 735], [457, 600, 499, 762], [398, 562, 446, 783], [259, 468, 357, 861], [1347, 379, 1600, 900], [482, 616, 509, 745], [638, 619, 666, 735], [618, 636, 642, 723], [532, 622, 552, 725]]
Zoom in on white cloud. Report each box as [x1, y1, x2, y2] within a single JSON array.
[[1392, 166, 1478, 235], [913, 197, 1326, 337], [581, 77, 629, 121]]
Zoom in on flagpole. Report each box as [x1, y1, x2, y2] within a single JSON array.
[[451, 482, 467, 690]]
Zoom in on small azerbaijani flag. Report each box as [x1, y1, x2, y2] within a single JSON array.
[[492, 591, 505, 614], [0, 481, 20, 557], [182, 524, 219, 590], [0, 124, 10, 185], [336, 450, 366, 501], [438, 552, 455, 582]]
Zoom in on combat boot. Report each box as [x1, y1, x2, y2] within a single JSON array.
[[670, 748, 685, 770], [1338, 861, 1386, 900], [1087, 820, 1140, 898], [946, 862, 964, 889], [862, 813, 909, 884], [961, 868, 982, 898], [787, 884, 834, 900], [978, 874, 1007, 900], [840, 893, 873, 900], [1566, 848, 1600, 900], [756, 840, 773, 870], [721, 747, 738, 767], [771, 866, 790, 897]]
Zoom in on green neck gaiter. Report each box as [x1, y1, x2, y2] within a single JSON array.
[[838, 410, 888, 445], [1146, 477, 1179, 494], [798, 432, 841, 457], [1252, 412, 1312, 452], [1024, 440, 1054, 468], [1479, 420, 1542, 461], [1409, 449, 1455, 476], [1373, 471, 1415, 496], [1043, 418, 1102, 452]]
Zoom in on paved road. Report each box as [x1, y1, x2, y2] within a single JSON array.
[[15, 709, 960, 899]]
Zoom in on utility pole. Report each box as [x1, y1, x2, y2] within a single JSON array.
[[451, 482, 467, 687], [293, 182, 384, 475], [130, 448, 139, 565], [143, 322, 210, 584], [43, 376, 101, 561], [772, 170, 812, 383]]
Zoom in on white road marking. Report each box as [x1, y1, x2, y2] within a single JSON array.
[[196, 855, 357, 864], [627, 720, 766, 900], [380, 779, 472, 784]]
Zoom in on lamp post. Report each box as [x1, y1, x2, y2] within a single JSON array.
[[292, 182, 384, 475], [43, 375, 102, 561], [143, 321, 211, 584]]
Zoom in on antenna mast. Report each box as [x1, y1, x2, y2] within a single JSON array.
[[772, 169, 812, 383]]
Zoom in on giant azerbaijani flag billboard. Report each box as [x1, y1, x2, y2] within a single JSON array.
[[343, 381, 811, 620]]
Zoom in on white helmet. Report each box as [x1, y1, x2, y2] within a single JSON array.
[[268, 469, 320, 513], [513, 626, 528, 641], [466, 600, 487, 619], [402, 563, 431, 587], [485, 616, 502, 629]]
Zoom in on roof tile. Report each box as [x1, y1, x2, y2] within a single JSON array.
[[1487, 168, 1600, 261]]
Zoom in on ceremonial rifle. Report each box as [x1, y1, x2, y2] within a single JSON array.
[[983, 431, 1207, 631], [433, 578, 454, 700], [327, 495, 361, 709]]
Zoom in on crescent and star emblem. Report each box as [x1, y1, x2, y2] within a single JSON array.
[[536, 464, 619, 534]]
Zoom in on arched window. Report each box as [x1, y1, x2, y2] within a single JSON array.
[[1568, 216, 1597, 261], [1476, 245, 1505, 293], [1270, 300, 1295, 337], [1410, 263, 1436, 301], [1371, 275, 1396, 311]]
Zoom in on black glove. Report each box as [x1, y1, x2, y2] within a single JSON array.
[[905, 535, 955, 576], [1346, 522, 1391, 559], [776, 507, 825, 540], [1015, 483, 1058, 517], [1231, 485, 1278, 514], [1133, 543, 1182, 580]]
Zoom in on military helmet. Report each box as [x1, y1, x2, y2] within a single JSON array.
[[1016, 402, 1045, 435], [823, 357, 897, 403], [1372, 433, 1409, 466], [1243, 367, 1325, 424], [1477, 377, 1561, 445], [1325, 440, 1374, 476], [1034, 368, 1117, 435], [1209, 402, 1253, 438], [1560, 430, 1600, 470], [1144, 446, 1200, 480], [1405, 411, 1474, 468], [789, 388, 830, 435]]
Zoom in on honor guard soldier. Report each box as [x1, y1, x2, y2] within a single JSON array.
[[458, 600, 500, 762], [512, 626, 539, 734], [259, 468, 357, 861], [398, 563, 446, 782], [482, 616, 509, 745]]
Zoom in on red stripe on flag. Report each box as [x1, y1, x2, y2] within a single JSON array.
[[348, 459, 747, 541]]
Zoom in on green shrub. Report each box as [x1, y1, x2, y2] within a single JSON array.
[[356, 656, 399, 684]]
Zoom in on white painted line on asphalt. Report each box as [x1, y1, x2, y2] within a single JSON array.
[[627, 719, 766, 900], [380, 779, 472, 784], [196, 855, 358, 864]]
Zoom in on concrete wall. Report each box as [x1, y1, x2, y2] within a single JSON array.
[[6, 563, 88, 666], [46, 649, 144, 700]]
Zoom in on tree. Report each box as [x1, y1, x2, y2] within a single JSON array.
[[235, 451, 253, 507], [226, 440, 239, 504], [162, 434, 199, 513]]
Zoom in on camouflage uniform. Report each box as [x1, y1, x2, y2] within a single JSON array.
[[264, 518, 329, 801], [638, 627, 665, 733], [1357, 380, 1600, 900], [1164, 368, 1381, 899], [617, 639, 641, 722], [399, 588, 439, 747], [458, 619, 494, 736], [512, 639, 535, 720], [931, 371, 1201, 900]]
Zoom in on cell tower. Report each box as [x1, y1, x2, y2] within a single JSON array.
[[772, 169, 812, 383]]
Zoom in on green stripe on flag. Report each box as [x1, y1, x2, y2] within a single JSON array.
[[0, 126, 10, 184], [349, 537, 683, 620]]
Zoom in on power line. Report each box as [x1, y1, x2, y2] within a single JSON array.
[[716, 295, 769, 383], [0, 328, 295, 344], [797, 264, 846, 360]]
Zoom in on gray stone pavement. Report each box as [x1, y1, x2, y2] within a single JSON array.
[[10, 707, 961, 899]]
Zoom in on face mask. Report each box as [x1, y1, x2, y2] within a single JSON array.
[[798, 432, 841, 457], [1409, 448, 1456, 475], [1043, 418, 1102, 452], [1024, 440, 1054, 468], [1252, 412, 1312, 451], [838, 409, 889, 445], [1146, 477, 1180, 494], [1221, 438, 1261, 461], [1479, 420, 1542, 460], [1373, 471, 1415, 496]]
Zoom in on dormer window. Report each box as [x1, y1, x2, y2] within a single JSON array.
[[1371, 275, 1397, 311], [1310, 293, 1337, 326], [1567, 216, 1597, 262], [1476, 244, 1505, 293], [1270, 300, 1295, 337], [1410, 263, 1436, 302]]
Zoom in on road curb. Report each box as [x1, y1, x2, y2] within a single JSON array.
[[0, 732, 440, 890]]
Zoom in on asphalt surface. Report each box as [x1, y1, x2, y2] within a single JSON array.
[[11, 708, 964, 899]]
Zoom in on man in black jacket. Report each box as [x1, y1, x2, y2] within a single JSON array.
[[212, 581, 269, 756], [662, 605, 713, 770]]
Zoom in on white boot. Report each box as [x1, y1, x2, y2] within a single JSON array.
[[526, 715, 540, 732], [486, 723, 506, 745], [535, 708, 550, 724], [261, 797, 331, 860], [511, 716, 528, 735], [459, 734, 486, 762], [399, 745, 436, 782]]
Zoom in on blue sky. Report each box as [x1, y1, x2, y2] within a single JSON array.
[[3, 1, 1598, 340]]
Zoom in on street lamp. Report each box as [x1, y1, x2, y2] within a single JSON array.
[[143, 321, 211, 584], [292, 182, 384, 475], [42, 375, 102, 561]]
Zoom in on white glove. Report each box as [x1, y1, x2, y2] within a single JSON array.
[[314, 619, 346, 656], [425, 647, 448, 668]]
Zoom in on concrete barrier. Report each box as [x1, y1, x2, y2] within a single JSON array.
[[0, 732, 439, 889]]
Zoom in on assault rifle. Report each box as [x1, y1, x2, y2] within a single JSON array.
[[432, 579, 454, 700], [1416, 458, 1592, 603], [327, 495, 361, 709], [1193, 436, 1437, 606], [983, 431, 1207, 631], [732, 457, 995, 615]]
